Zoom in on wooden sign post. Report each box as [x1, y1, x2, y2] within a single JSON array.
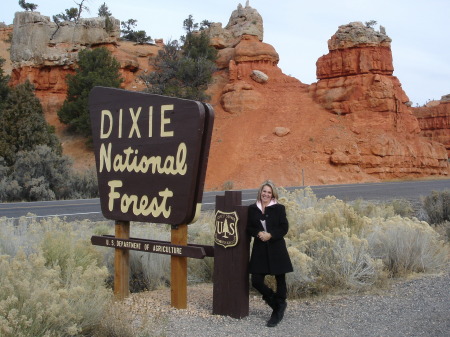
[[114, 220, 130, 300], [213, 191, 250, 318], [171, 224, 188, 308], [89, 87, 214, 306]]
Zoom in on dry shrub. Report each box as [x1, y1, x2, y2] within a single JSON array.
[[434, 221, 450, 242], [41, 224, 104, 282], [0, 216, 114, 336], [187, 211, 215, 283], [0, 250, 111, 337], [365, 216, 448, 276], [297, 228, 382, 293], [421, 190, 450, 224], [280, 188, 365, 237], [285, 247, 315, 297], [99, 223, 172, 293], [278, 187, 448, 296], [351, 198, 414, 219]]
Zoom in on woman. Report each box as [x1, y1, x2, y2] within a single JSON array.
[[247, 180, 293, 327]]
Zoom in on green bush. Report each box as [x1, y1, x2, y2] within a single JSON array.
[[141, 16, 217, 102], [70, 167, 99, 199], [0, 146, 98, 202], [58, 47, 123, 137]]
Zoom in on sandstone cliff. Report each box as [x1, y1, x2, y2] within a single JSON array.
[[413, 96, 450, 157], [7, 11, 160, 166], [4, 4, 449, 190]]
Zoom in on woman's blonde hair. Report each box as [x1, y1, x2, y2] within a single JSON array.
[[256, 180, 279, 202]]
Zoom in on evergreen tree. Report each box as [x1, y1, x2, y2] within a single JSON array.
[[54, 8, 79, 22], [0, 57, 10, 105], [141, 15, 217, 101], [57, 47, 123, 137], [120, 19, 152, 44], [0, 81, 61, 166], [97, 2, 112, 17], [98, 2, 114, 33], [18, 0, 38, 11]]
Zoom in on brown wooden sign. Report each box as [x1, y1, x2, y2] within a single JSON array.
[[213, 191, 250, 319], [91, 235, 214, 259], [89, 87, 214, 225]]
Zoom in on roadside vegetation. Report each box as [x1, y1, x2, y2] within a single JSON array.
[[0, 57, 98, 202], [0, 188, 448, 336]]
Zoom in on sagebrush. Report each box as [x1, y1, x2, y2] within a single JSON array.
[[0, 187, 448, 335]]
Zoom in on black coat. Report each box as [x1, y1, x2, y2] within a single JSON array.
[[247, 202, 293, 275]]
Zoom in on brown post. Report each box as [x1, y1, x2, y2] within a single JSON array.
[[114, 220, 130, 300], [171, 224, 188, 309], [213, 191, 250, 318]]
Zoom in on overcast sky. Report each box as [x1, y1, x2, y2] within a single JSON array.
[[1, 0, 449, 105]]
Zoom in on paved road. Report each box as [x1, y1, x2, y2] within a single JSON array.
[[1, 179, 449, 220]]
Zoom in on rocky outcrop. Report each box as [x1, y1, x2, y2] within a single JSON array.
[[4, 7, 448, 189], [310, 22, 419, 134], [208, 0, 263, 50], [8, 11, 160, 132], [307, 21, 447, 183], [208, 2, 296, 115], [10, 11, 120, 67], [413, 96, 450, 157]]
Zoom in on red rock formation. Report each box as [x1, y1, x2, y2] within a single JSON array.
[[4, 9, 449, 189], [306, 22, 447, 183], [413, 98, 450, 157], [311, 22, 419, 134]]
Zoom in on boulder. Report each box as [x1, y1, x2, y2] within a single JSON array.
[[250, 70, 269, 83], [274, 127, 290, 137]]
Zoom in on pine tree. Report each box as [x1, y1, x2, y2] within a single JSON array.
[[0, 81, 61, 166], [120, 19, 152, 44], [57, 47, 123, 137], [18, 0, 38, 11], [141, 15, 217, 101]]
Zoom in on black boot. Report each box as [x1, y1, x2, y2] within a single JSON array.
[[266, 298, 287, 327], [263, 292, 280, 327], [266, 310, 279, 327], [276, 297, 287, 322]]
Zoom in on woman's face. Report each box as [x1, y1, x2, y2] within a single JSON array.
[[261, 185, 273, 204]]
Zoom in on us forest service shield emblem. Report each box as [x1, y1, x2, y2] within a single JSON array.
[[214, 210, 239, 248]]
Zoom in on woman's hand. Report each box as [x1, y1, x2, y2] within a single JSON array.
[[257, 231, 272, 242]]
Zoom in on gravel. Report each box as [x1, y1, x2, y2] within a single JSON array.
[[123, 265, 450, 337]]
